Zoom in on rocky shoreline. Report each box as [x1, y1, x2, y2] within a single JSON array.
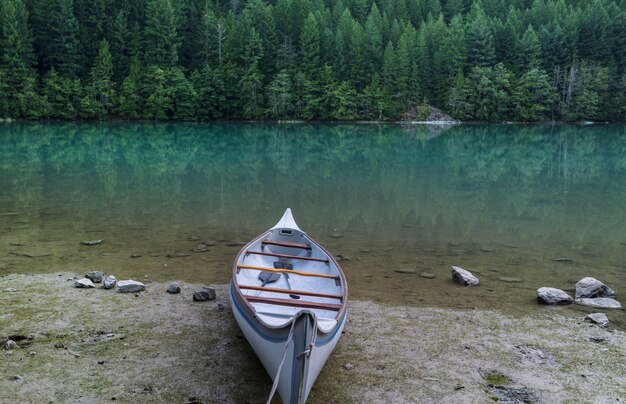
[[1, 273, 625, 403]]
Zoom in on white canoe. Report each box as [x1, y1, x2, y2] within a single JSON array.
[[230, 208, 348, 403]]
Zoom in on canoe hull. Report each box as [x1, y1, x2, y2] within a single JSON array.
[[230, 285, 346, 403]]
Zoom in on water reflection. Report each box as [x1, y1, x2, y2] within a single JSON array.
[[0, 123, 624, 325]]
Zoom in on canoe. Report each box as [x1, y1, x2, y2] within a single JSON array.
[[230, 208, 348, 403]]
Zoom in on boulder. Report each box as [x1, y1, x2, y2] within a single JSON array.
[[575, 277, 615, 299], [85, 271, 105, 283], [585, 313, 609, 326], [575, 298, 621, 309], [118, 280, 145, 293], [74, 278, 95, 288], [451, 266, 479, 286], [166, 282, 181, 294], [103, 275, 117, 289], [536, 287, 573, 305], [193, 287, 216, 301]]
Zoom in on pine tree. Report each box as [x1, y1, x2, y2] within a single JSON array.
[[267, 69, 293, 118], [0, 0, 38, 118], [86, 40, 115, 118], [116, 56, 142, 119], [465, 4, 495, 68], [513, 68, 554, 120], [144, 0, 180, 67], [516, 26, 542, 72], [47, 0, 81, 77], [300, 13, 320, 80], [190, 65, 226, 119]]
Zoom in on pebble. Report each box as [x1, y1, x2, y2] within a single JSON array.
[[130, 254, 141, 258], [74, 278, 95, 289], [166, 282, 181, 294], [585, 313, 609, 326], [191, 245, 209, 253], [342, 363, 354, 370], [118, 280, 146, 293], [3, 339, 17, 350], [193, 287, 216, 301], [103, 275, 117, 290], [3, 288, 17, 292], [419, 272, 436, 279]]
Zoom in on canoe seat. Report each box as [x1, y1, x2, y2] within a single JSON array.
[[239, 284, 343, 300], [237, 264, 340, 281], [262, 239, 311, 250], [246, 296, 342, 311], [246, 250, 329, 263]]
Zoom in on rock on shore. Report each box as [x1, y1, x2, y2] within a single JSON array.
[[574, 298, 621, 309], [193, 287, 216, 301], [118, 280, 145, 293], [575, 277, 615, 299], [74, 278, 95, 288], [103, 275, 117, 290], [451, 266, 479, 286], [537, 287, 573, 305]]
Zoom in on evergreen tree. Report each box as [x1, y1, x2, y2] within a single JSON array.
[[47, 0, 81, 77], [513, 68, 554, 121], [465, 4, 495, 68], [0, 0, 38, 118], [516, 26, 542, 71], [190, 65, 226, 119], [116, 56, 143, 119], [267, 69, 294, 118], [144, 0, 180, 67], [85, 40, 115, 118], [300, 13, 321, 80]]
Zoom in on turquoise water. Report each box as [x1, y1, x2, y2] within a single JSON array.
[[0, 123, 624, 325]]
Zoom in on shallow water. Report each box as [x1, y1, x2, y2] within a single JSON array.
[[0, 122, 624, 326]]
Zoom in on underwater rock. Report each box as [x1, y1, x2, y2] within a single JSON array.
[[419, 272, 436, 279], [575, 298, 621, 309], [80, 240, 103, 246], [74, 278, 95, 289], [118, 280, 145, 293], [193, 287, 216, 301], [395, 269, 417, 274], [575, 277, 615, 299], [584, 313, 609, 326], [103, 275, 117, 289], [85, 271, 105, 283], [451, 266, 479, 286], [536, 287, 573, 305]]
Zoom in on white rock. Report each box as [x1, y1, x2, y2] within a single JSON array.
[[575, 298, 622, 309], [536, 287, 573, 305], [74, 278, 95, 288], [118, 280, 145, 293], [575, 277, 615, 299], [451, 266, 480, 286], [585, 313, 609, 326], [103, 275, 117, 289]]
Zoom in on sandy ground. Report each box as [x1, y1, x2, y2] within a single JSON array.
[[1, 273, 625, 403]]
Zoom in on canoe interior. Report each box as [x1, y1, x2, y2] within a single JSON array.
[[234, 227, 346, 332]]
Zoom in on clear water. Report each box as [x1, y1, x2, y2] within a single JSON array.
[[1, 122, 624, 326]]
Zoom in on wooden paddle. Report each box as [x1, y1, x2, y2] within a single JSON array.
[[258, 271, 281, 286]]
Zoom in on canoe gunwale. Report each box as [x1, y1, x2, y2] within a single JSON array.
[[231, 228, 348, 330]]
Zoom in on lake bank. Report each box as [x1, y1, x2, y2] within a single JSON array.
[[2, 273, 624, 403]]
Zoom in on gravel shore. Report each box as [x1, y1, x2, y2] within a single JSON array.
[[1, 273, 625, 403]]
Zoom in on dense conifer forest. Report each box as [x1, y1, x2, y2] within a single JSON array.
[[0, 0, 624, 121]]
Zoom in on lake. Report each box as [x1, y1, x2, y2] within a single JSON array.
[[1, 122, 624, 326]]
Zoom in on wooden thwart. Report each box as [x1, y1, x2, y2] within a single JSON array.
[[245, 296, 342, 311], [246, 250, 329, 263], [237, 264, 339, 280], [262, 239, 311, 250], [239, 284, 343, 300]]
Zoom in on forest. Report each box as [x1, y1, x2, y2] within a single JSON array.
[[0, 0, 624, 122]]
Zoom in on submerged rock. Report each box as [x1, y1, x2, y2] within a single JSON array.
[[575, 277, 615, 299], [166, 282, 181, 294], [85, 271, 105, 283], [118, 280, 145, 293], [395, 269, 417, 274], [585, 313, 609, 326], [536, 287, 573, 305], [193, 287, 216, 301], [451, 266, 479, 286], [419, 272, 436, 279], [103, 275, 117, 289], [74, 278, 95, 289], [575, 298, 621, 309], [80, 240, 103, 246]]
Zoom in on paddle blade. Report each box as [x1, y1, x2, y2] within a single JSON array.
[[258, 271, 281, 286]]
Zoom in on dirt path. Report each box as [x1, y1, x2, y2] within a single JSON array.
[[1, 273, 624, 403]]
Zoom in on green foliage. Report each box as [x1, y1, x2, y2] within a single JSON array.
[[0, 0, 623, 121]]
